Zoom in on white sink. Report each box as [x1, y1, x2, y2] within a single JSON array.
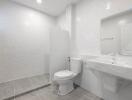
[[91, 58, 128, 66], [86, 57, 132, 81]]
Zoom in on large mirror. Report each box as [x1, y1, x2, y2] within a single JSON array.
[[120, 23, 132, 55], [101, 10, 132, 56]]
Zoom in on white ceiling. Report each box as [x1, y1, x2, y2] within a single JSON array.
[[10, 0, 81, 16]]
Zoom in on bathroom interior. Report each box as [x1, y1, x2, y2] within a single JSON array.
[[0, 0, 132, 100]]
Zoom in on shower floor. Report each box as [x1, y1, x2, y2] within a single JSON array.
[[9, 85, 102, 100], [0, 74, 50, 100]]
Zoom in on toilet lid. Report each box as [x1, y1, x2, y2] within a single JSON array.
[[54, 70, 73, 79]]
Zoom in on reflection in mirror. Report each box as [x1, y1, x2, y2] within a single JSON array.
[[120, 23, 132, 55], [100, 10, 132, 56]]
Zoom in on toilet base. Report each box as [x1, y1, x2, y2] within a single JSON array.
[[58, 80, 74, 95]]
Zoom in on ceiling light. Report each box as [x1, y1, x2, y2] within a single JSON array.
[[106, 2, 111, 10], [36, 0, 42, 4]]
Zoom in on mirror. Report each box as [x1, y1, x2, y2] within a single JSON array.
[[120, 23, 132, 55], [101, 10, 132, 56]]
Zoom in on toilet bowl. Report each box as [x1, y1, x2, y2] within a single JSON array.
[[54, 57, 82, 95], [54, 70, 76, 95]]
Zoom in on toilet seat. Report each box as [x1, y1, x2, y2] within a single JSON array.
[[54, 70, 76, 80]]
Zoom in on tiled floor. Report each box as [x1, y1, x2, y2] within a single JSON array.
[[10, 85, 102, 100], [0, 74, 49, 100]]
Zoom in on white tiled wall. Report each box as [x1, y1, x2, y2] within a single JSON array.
[[57, 0, 132, 99], [0, 0, 55, 83]]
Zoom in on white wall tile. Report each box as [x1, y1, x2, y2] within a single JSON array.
[[0, 0, 55, 83]]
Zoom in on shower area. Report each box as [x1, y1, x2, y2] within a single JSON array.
[[0, 0, 71, 99]]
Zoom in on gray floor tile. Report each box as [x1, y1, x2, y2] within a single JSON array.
[[0, 74, 49, 99], [10, 93, 40, 100], [0, 82, 14, 99], [13, 77, 32, 95], [12, 85, 102, 100], [30, 74, 49, 88]]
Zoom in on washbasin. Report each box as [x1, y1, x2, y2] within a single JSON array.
[[86, 57, 132, 81], [92, 58, 114, 64], [90, 57, 128, 66]]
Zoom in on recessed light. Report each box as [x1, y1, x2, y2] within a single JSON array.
[[106, 2, 111, 10], [36, 0, 42, 4]]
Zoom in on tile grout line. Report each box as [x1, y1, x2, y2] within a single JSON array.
[[13, 88, 15, 100], [29, 77, 49, 100], [30, 78, 40, 100]]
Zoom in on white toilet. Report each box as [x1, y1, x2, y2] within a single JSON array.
[[54, 57, 82, 95]]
